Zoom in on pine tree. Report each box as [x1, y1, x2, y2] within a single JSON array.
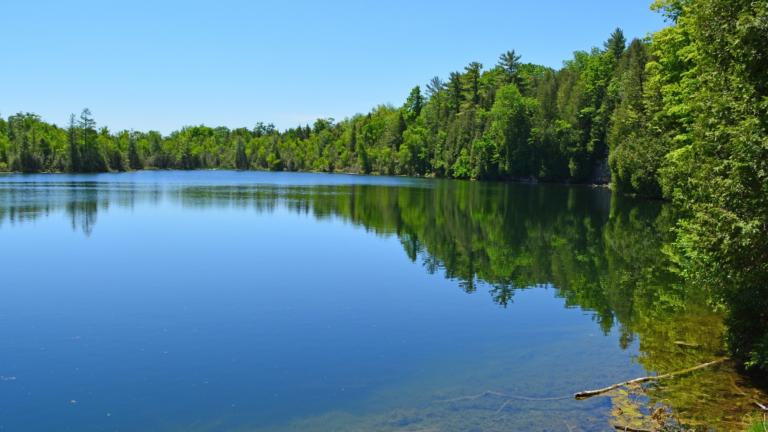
[[605, 28, 627, 61], [498, 50, 522, 84], [447, 72, 463, 114], [403, 86, 424, 122], [463, 62, 482, 107], [78, 109, 107, 172], [234, 137, 249, 169]]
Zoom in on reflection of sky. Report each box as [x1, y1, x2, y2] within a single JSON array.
[[0, 170, 433, 187], [0, 172, 642, 431]]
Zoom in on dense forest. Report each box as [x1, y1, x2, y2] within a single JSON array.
[[0, 16, 680, 188], [0, 0, 766, 375]]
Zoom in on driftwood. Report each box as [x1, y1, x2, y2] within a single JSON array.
[[574, 358, 728, 400], [612, 425, 652, 432], [673, 340, 701, 348]]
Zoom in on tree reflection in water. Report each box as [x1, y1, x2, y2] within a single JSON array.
[[0, 177, 765, 430]]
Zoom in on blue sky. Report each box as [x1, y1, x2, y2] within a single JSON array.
[[0, 0, 667, 133]]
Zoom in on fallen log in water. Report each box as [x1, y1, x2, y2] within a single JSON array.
[[673, 340, 701, 348], [612, 425, 652, 432], [442, 389, 572, 403], [574, 358, 728, 400]]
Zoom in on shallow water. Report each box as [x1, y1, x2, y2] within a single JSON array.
[[0, 171, 763, 431]]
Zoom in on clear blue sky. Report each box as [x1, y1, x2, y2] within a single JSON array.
[[0, 0, 667, 133]]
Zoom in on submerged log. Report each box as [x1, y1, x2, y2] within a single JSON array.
[[612, 425, 652, 432], [442, 389, 571, 403], [574, 358, 728, 400], [673, 340, 701, 348]]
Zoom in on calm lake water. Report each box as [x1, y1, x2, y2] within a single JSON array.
[[0, 171, 764, 431]]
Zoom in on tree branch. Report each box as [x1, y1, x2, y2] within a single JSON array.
[[575, 358, 727, 400]]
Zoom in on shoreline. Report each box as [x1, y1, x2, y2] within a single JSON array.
[[0, 167, 614, 189]]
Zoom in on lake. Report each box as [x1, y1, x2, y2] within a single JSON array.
[[0, 171, 764, 431]]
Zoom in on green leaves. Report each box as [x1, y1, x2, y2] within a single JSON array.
[[648, 0, 768, 374]]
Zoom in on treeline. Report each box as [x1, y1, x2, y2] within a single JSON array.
[[0, 0, 765, 374], [1, 27, 643, 185]]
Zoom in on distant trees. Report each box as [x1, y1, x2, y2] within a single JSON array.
[[7, 113, 40, 172], [0, 21, 739, 193], [4, 113, 68, 173]]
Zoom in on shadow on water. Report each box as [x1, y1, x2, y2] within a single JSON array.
[[0, 172, 765, 431]]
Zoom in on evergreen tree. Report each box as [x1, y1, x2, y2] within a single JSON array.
[[426, 76, 444, 98], [234, 137, 249, 169], [447, 72, 463, 114], [68, 114, 81, 172], [127, 132, 142, 170], [498, 50, 522, 84], [605, 28, 627, 61], [463, 62, 482, 107], [78, 109, 107, 172], [403, 86, 424, 122]]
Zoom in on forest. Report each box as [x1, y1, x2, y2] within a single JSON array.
[[1, 0, 766, 376]]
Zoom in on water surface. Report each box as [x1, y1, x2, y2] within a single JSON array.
[[0, 171, 763, 431]]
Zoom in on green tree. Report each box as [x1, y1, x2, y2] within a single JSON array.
[[234, 137, 249, 170], [403, 86, 424, 122], [68, 114, 81, 172], [7, 113, 42, 172], [656, 0, 768, 373], [127, 132, 143, 170], [78, 109, 107, 172], [607, 39, 660, 196], [447, 71, 463, 114], [605, 28, 627, 61], [485, 84, 537, 178], [498, 50, 522, 85], [0, 117, 9, 171], [463, 62, 482, 107]]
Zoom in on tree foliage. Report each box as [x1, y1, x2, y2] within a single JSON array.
[[0, 33, 636, 184], [655, 0, 768, 373]]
